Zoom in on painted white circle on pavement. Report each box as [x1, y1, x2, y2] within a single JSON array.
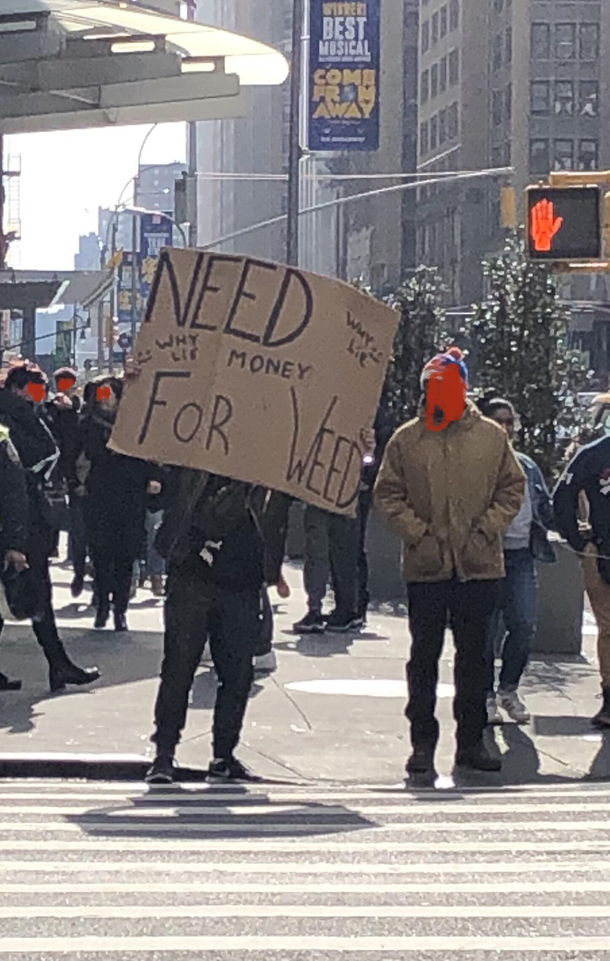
[[284, 679, 455, 699]]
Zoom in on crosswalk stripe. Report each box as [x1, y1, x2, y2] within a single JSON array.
[[0, 936, 609, 953], [2, 819, 610, 834], [4, 838, 610, 851], [1, 801, 609, 815], [1, 880, 610, 893], [0, 905, 609, 919], [1, 859, 606, 876]]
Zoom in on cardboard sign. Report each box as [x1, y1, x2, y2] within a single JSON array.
[[109, 250, 398, 516]]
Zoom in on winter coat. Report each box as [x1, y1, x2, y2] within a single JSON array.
[[79, 412, 156, 559], [0, 425, 29, 556], [374, 401, 525, 583]]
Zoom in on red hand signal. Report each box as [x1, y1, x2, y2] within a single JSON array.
[[530, 198, 564, 252]]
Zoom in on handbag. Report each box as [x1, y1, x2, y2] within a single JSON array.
[[0, 564, 45, 622]]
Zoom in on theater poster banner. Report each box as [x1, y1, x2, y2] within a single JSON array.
[[308, 0, 381, 152]]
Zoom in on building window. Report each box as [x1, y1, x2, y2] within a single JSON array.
[[579, 80, 599, 117], [505, 27, 512, 65], [554, 24, 576, 61], [431, 63, 439, 98], [420, 121, 429, 156], [420, 69, 430, 103], [578, 139, 598, 171], [530, 138, 549, 175], [432, 11, 439, 45], [449, 49, 459, 85], [531, 22, 550, 60], [505, 83, 512, 123], [492, 89, 503, 126], [449, 0, 459, 31], [422, 20, 430, 53], [447, 102, 458, 139], [493, 34, 503, 71], [430, 114, 438, 150], [553, 139, 574, 171], [554, 81, 575, 116], [579, 24, 600, 61], [440, 55, 448, 92], [530, 80, 550, 116], [439, 109, 447, 145], [440, 5, 448, 38]]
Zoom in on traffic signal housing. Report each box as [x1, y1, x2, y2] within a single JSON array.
[[526, 186, 602, 262]]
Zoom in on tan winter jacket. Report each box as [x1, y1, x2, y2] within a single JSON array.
[[374, 401, 525, 583]]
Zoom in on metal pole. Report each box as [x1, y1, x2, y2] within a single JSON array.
[[97, 243, 105, 371], [0, 134, 5, 270], [130, 165, 139, 346], [187, 0, 198, 247], [286, 0, 304, 266]]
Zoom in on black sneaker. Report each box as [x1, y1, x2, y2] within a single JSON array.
[[207, 757, 261, 783], [292, 611, 325, 634], [455, 743, 502, 772], [0, 671, 22, 692], [406, 746, 435, 776], [145, 754, 175, 785], [325, 611, 364, 633], [592, 687, 610, 728]]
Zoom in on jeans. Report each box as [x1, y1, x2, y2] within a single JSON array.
[[145, 510, 165, 577], [303, 504, 359, 616], [90, 536, 134, 615], [406, 578, 499, 752], [152, 567, 260, 759], [486, 549, 536, 695], [580, 544, 610, 688]]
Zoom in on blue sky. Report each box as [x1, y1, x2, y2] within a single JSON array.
[[8, 122, 186, 271]]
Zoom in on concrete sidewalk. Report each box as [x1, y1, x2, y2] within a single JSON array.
[[0, 558, 608, 785]]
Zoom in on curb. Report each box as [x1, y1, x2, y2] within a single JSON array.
[[0, 753, 208, 782]]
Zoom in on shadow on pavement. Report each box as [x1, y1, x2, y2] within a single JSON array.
[[65, 784, 377, 841]]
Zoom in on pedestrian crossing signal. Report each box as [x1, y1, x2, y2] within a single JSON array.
[[527, 186, 601, 261]]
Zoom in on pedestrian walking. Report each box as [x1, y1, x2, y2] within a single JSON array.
[[374, 347, 525, 777], [554, 431, 610, 727], [0, 365, 100, 692], [146, 471, 270, 785], [79, 375, 161, 632], [479, 397, 555, 726], [0, 420, 31, 691]]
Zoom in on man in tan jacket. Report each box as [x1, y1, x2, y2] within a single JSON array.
[[374, 348, 524, 776]]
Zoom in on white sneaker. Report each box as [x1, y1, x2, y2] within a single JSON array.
[[499, 689, 530, 724], [253, 651, 277, 674], [486, 695, 503, 725]]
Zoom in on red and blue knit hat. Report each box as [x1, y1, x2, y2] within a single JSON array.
[[421, 346, 469, 388]]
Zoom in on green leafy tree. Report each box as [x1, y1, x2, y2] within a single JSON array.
[[381, 267, 449, 428], [464, 236, 592, 477]]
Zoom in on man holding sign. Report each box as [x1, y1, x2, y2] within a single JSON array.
[[113, 251, 398, 782]]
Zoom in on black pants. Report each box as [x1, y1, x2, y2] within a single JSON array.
[[0, 542, 68, 669], [406, 578, 499, 752], [89, 537, 134, 615], [152, 569, 260, 759], [68, 493, 88, 581], [304, 505, 360, 616], [254, 587, 273, 657], [357, 488, 373, 618]]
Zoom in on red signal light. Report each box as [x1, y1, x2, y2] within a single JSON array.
[[530, 199, 564, 253]]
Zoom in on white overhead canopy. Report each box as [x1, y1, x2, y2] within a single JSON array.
[[0, 1, 289, 134]]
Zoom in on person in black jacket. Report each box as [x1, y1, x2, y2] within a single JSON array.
[[0, 422, 30, 690], [0, 366, 100, 692], [146, 470, 277, 785], [79, 375, 160, 632], [554, 433, 610, 727]]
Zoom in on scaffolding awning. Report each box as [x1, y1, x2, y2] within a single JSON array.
[[0, 2, 289, 134], [0, 269, 111, 310]]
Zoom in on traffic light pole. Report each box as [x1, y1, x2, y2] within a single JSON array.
[[286, 0, 304, 267]]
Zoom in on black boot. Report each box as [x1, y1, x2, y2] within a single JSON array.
[[406, 745, 436, 777], [49, 661, 101, 693], [94, 602, 110, 630], [114, 611, 128, 633], [592, 687, 610, 728], [0, 671, 22, 692]]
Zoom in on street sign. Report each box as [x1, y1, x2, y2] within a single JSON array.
[[526, 186, 601, 261]]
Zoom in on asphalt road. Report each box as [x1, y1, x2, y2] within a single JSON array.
[[0, 778, 609, 958]]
